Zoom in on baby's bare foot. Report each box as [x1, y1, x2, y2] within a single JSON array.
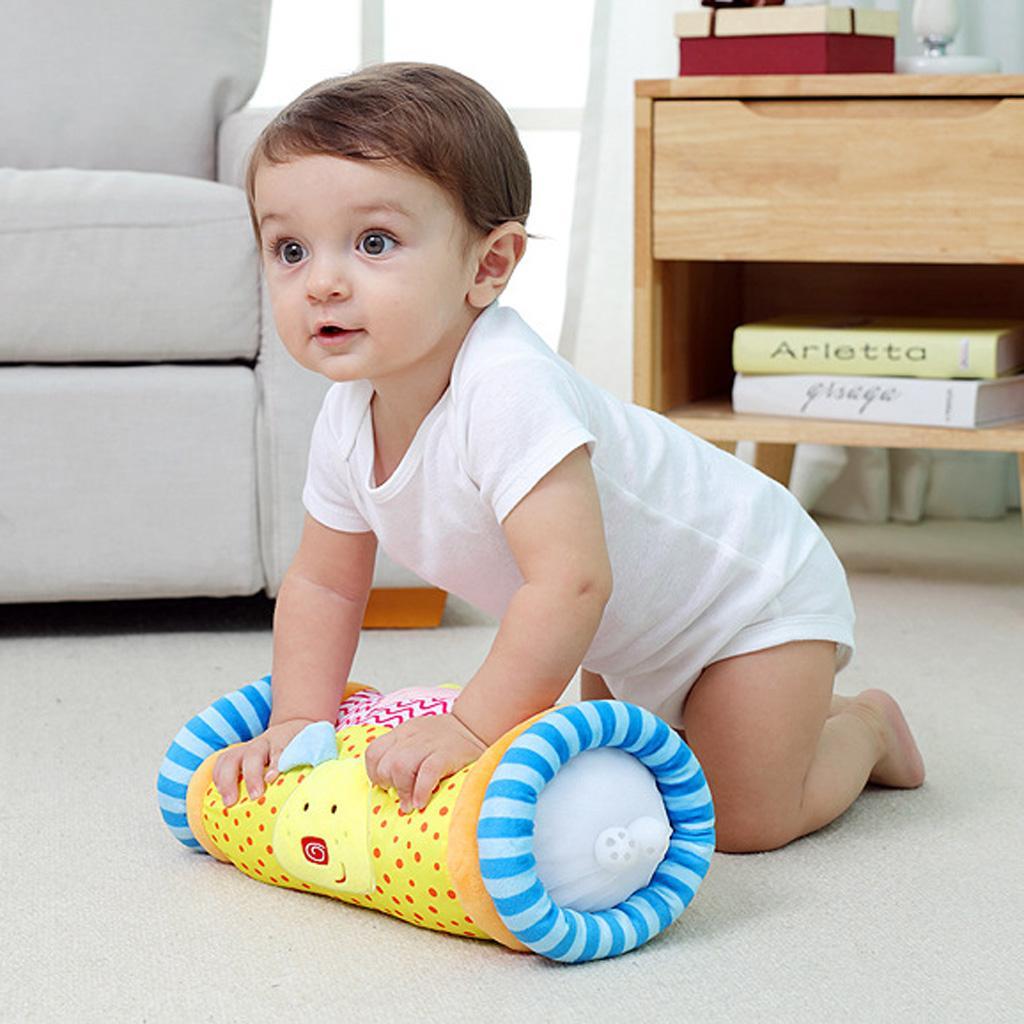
[[852, 689, 925, 788]]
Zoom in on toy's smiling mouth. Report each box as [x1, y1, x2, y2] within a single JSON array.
[[334, 870, 347, 884]]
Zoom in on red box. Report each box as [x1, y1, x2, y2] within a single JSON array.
[[679, 33, 894, 76]]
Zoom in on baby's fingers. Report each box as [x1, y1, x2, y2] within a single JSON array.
[[389, 757, 421, 813], [367, 740, 418, 811], [241, 742, 271, 800], [363, 732, 394, 790], [262, 739, 288, 791], [411, 753, 447, 811], [213, 746, 244, 807]]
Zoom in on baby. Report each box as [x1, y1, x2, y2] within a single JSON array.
[[213, 62, 924, 853]]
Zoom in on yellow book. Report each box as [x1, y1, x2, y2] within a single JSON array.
[[732, 315, 1024, 380]]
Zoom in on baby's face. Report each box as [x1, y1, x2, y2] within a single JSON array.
[[253, 154, 483, 387]]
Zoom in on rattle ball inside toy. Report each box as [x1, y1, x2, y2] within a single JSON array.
[[533, 747, 672, 912]]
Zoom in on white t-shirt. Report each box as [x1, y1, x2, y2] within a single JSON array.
[[303, 303, 854, 726]]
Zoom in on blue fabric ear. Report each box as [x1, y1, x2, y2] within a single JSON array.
[[277, 721, 339, 772]]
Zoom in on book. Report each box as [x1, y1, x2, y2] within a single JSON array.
[[678, 33, 893, 76], [733, 316, 1024, 380], [675, 10, 715, 39], [714, 5, 854, 37], [732, 372, 1024, 428], [674, 6, 898, 40]]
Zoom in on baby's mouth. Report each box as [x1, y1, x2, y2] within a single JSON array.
[[314, 325, 360, 346]]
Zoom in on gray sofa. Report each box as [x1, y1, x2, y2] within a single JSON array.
[[0, 0, 416, 602]]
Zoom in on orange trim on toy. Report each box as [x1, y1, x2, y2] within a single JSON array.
[[186, 750, 233, 862], [340, 681, 376, 699], [447, 709, 555, 954]]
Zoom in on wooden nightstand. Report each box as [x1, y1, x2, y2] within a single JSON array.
[[634, 74, 1024, 513]]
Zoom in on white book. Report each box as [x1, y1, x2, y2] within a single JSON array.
[[732, 372, 1024, 428]]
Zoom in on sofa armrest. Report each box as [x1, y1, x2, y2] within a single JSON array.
[[217, 106, 281, 190]]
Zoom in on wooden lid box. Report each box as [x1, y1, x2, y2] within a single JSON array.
[[674, 4, 898, 76]]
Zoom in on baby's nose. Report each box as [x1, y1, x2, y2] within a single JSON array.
[[306, 258, 352, 303]]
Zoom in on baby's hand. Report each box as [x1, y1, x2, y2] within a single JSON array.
[[364, 714, 487, 812], [212, 718, 316, 807]]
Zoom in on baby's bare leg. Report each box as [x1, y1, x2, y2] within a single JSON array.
[[580, 668, 614, 701], [681, 641, 924, 854]]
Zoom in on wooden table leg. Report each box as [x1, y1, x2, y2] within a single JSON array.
[[753, 442, 796, 487]]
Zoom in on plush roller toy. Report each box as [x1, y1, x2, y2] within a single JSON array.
[[157, 680, 714, 962]]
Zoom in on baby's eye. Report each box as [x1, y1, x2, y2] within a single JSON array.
[[271, 239, 307, 265], [357, 232, 397, 257]]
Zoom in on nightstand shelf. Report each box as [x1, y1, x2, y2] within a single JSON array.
[[634, 74, 1024, 513], [666, 397, 1024, 485], [666, 398, 1024, 450]]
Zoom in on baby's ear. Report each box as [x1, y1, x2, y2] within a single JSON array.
[[468, 222, 527, 308]]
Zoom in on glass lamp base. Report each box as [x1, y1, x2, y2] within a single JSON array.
[[896, 54, 1002, 74]]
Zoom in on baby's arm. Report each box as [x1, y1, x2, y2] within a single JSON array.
[[455, 445, 612, 737], [365, 445, 611, 808], [212, 514, 377, 806]]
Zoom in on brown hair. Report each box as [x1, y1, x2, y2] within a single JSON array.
[[244, 62, 532, 243]]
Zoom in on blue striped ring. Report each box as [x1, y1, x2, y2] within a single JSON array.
[[156, 675, 273, 848], [477, 701, 714, 962]]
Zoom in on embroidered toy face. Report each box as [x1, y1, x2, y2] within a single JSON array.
[[273, 757, 375, 896]]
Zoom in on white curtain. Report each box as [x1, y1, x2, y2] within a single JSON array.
[[560, 0, 1023, 522]]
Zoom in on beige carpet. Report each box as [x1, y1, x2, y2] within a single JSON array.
[[2, 516, 1022, 1024]]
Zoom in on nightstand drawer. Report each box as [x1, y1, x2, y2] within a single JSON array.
[[652, 97, 1024, 264]]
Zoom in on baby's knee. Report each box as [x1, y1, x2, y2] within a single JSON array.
[[712, 793, 803, 853]]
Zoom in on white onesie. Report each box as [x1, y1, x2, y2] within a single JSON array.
[[303, 302, 854, 727]]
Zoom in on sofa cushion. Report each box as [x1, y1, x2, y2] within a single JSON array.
[[0, 168, 260, 363], [0, 364, 263, 601], [0, 0, 270, 180]]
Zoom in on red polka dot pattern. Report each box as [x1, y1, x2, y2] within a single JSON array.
[[201, 709, 488, 941]]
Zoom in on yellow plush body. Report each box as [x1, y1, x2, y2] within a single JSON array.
[[195, 722, 488, 939], [165, 680, 716, 961]]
